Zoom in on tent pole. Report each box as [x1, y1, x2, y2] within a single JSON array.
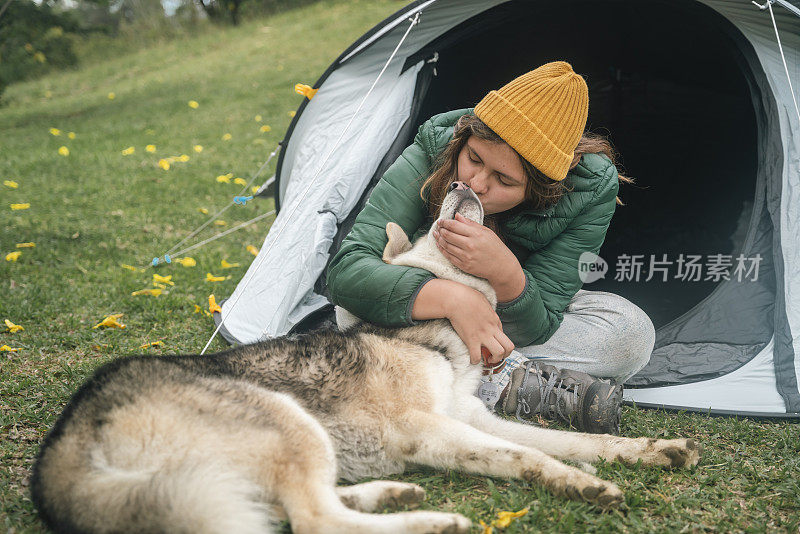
[[752, 0, 800, 19]]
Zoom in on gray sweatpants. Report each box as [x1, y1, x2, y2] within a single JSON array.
[[513, 289, 656, 384]]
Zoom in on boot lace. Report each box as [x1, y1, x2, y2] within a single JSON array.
[[514, 360, 579, 425]]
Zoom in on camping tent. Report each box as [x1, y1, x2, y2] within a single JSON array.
[[216, 0, 800, 418]]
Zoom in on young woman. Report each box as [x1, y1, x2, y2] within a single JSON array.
[[327, 62, 655, 434]]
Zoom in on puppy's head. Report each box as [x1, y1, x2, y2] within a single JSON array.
[[382, 182, 496, 307], [383, 181, 484, 264], [436, 181, 484, 230]]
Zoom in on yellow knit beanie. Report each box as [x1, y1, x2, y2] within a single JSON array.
[[474, 61, 589, 182]]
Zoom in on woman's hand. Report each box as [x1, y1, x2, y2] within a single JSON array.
[[412, 279, 514, 365], [433, 213, 526, 302], [444, 283, 515, 365]]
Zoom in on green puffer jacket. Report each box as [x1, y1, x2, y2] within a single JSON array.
[[327, 108, 619, 347]]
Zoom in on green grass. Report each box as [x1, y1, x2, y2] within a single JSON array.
[[1, 1, 799, 531]]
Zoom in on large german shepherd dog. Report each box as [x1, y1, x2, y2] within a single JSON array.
[[32, 184, 701, 533]]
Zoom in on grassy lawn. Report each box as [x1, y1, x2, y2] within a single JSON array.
[[1, 0, 799, 531]]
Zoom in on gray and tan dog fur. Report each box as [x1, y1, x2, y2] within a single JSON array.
[[32, 186, 701, 533]]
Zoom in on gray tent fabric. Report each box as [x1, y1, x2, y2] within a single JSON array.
[[218, 0, 800, 417]]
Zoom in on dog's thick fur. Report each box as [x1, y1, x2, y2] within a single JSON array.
[[32, 187, 700, 533]]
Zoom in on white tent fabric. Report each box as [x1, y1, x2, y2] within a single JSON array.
[[219, 0, 800, 417], [624, 337, 786, 413], [221, 63, 424, 342], [702, 0, 800, 401]]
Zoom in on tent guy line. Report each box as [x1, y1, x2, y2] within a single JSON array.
[[199, 12, 424, 355], [142, 144, 282, 271], [754, 0, 800, 124], [167, 209, 276, 260]]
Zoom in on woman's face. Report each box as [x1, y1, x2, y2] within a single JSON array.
[[456, 135, 527, 215]]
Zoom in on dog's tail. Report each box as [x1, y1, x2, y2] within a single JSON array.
[[33, 448, 273, 534]]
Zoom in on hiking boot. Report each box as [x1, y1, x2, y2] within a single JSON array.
[[498, 361, 622, 434]]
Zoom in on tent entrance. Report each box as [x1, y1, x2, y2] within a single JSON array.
[[314, 0, 775, 344], [407, 0, 764, 330]]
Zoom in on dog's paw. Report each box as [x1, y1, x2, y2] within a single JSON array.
[[397, 511, 471, 534], [428, 513, 472, 534], [648, 438, 702, 468], [377, 481, 426, 510], [564, 479, 624, 509], [337, 480, 426, 512]]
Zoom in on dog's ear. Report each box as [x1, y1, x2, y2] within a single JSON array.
[[383, 222, 412, 263]]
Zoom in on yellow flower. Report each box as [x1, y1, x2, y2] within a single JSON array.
[[146, 144, 156, 153], [3, 180, 18, 189], [4, 319, 24, 333], [121, 264, 144, 272], [108, 92, 116, 100], [216, 174, 231, 183], [205, 273, 226, 282], [16, 242, 35, 248], [193, 145, 203, 153], [259, 125, 271, 133], [198, 207, 209, 214], [214, 220, 227, 226], [233, 178, 247, 186], [222, 133, 232, 141], [158, 159, 170, 170], [34, 51, 46, 63], [220, 259, 240, 269], [121, 146, 135, 156], [294, 83, 318, 100], [494, 509, 528, 528], [152, 273, 175, 286], [58, 146, 69, 156], [188, 100, 199, 109], [93, 313, 125, 329], [5, 251, 21, 262], [246, 245, 259, 256], [11, 203, 30, 210], [250, 186, 259, 195], [0, 345, 21, 352], [49, 127, 61, 136], [139, 341, 163, 349], [68, 132, 76, 139], [44, 90, 52, 98], [479, 520, 493, 534], [288, 110, 296, 117], [178, 154, 190, 162], [208, 294, 222, 313], [254, 114, 262, 122], [193, 304, 203, 314], [176, 257, 196, 267], [131, 288, 163, 297]]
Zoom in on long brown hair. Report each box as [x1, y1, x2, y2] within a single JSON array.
[[420, 114, 633, 233]]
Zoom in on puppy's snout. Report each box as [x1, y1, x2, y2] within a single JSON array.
[[449, 181, 470, 192]]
